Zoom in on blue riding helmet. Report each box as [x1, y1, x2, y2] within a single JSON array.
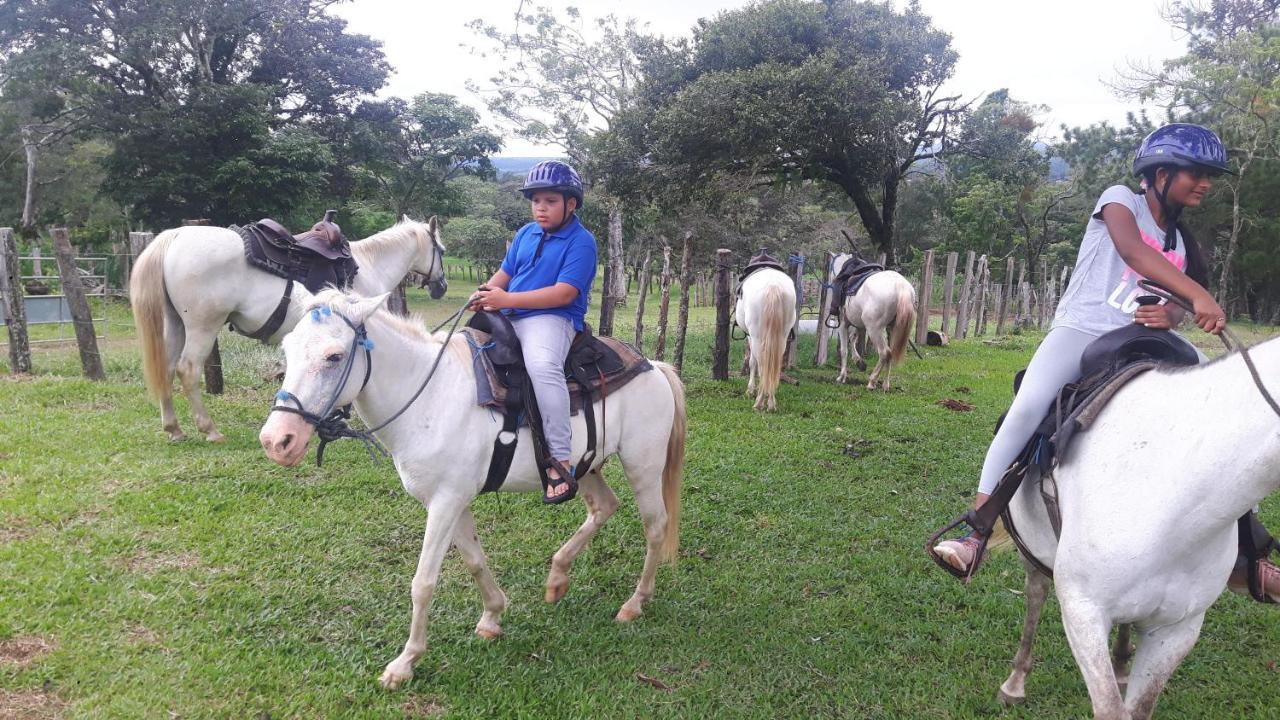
[[1133, 123, 1231, 177], [520, 160, 585, 207]]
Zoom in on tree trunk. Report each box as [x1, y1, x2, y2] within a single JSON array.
[[0, 227, 32, 374], [655, 245, 672, 361], [673, 233, 693, 374], [20, 126, 38, 237], [597, 200, 627, 335], [633, 249, 651, 352]]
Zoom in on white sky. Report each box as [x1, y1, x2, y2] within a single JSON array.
[[332, 0, 1187, 155]]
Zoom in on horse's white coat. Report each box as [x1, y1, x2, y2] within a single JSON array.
[[259, 291, 686, 690], [130, 217, 446, 441], [829, 255, 917, 390], [735, 268, 797, 411], [998, 337, 1280, 719]]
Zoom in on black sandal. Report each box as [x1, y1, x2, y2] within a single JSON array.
[[542, 459, 579, 505]]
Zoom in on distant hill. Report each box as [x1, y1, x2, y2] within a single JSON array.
[[491, 156, 561, 178]]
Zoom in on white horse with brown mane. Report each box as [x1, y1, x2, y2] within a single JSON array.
[[258, 289, 686, 690], [130, 216, 447, 442], [994, 335, 1280, 719], [735, 267, 797, 411], [829, 253, 916, 390]]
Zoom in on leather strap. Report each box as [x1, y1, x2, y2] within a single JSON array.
[[246, 278, 294, 342]]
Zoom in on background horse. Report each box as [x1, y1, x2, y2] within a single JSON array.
[[829, 253, 916, 390], [130, 216, 446, 442], [994, 336, 1280, 719], [735, 267, 797, 411], [259, 289, 687, 690]]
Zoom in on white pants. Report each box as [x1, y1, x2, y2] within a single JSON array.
[[510, 314, 576, 461]]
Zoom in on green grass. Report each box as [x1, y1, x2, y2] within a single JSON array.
[[2, 270, 1279, 718]]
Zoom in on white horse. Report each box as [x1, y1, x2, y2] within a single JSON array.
[[130, 216, 447, 442], [735, 268, 797, 411], [258, 289, 687, 690], [829, 254, 916, 390], [994, 336, 1280, 719]]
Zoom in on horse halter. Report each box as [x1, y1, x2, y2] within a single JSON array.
[[268, 307, 384, 466], [422, 236, 448, 300], [1138, 279, 1280, 420]]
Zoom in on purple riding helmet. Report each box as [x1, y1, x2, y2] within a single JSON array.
[[520, 160, 585, 207]]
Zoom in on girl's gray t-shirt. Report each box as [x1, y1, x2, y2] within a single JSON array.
[[1053, 185, 1187, 337]]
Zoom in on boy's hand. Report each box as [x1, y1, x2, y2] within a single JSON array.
[[472, 284, 510, 311], [1134, 304, 1173, 330]]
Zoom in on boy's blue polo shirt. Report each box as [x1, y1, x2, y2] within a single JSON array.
[[499, 216, 597, 330]]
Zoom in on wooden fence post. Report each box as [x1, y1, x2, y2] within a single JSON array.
[[815, 251, 835, 366], [955, 250, 976, 339], [1016, 260, 1028, 322], [713, 249, 731, 380], [50, 227, 106, 380], [673, 233, 693, 374], [785, 253, 803, 369], [633, 249, 652, 352], [973, 255, 989, 337], [0, 228, 32, 374], [655, 244, 672, 361], [30, 246, 42, 279], [915, 249, 935, 345], [127, 231, 153, 291], [941, 251, 958, 337]]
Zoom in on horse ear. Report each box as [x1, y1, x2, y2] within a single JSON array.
[[401, 214, 412, 224], [346, 292, 390, 322], [427, 215, 438, 232]]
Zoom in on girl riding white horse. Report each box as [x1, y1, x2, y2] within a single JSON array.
[[131, 216, 447, 442], [258, 289, 686, 690]]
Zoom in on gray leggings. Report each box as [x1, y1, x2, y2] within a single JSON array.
[[977, 325, 1205, 495], [511, 313, 576, 462]]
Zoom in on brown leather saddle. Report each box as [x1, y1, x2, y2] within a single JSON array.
[[463, 311, 652, 493], [737, 249, 788, 285], [233, 210, 361, 341]]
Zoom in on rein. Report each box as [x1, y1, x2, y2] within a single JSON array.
[[1138, 279, 1280, 420], [268, 298, 473, 466]]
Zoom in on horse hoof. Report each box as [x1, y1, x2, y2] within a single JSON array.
[[378, 667, 412, 690], [615, 605, 643, 622], [545, 580, 569, 604], [205, 430, 226, 443], [997, 688, 1025, 706], [475, 624, 503, 640], [166, 430, 187, 442]]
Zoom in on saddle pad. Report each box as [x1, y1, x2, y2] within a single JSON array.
[[237, 223, 359, 294], [464, 328, 652, 414], [833, 259, 884, 299]]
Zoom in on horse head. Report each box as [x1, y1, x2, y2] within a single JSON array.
[[406, 215, 449, 300], [259, 290, 388, 467]]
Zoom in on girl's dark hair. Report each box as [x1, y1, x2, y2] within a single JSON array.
[[1140, 169, 1210, 287]]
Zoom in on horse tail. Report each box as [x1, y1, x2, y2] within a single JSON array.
[[130, 230, 177, 403], [889, 279, 915, 366], [656, 361, 686, 564], [757, 283, 787, 402]]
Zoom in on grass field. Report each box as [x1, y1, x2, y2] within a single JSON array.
[[2, 268, 1279, 719]]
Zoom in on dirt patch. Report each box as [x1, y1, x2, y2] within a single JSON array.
[[0, 518, 31, 544], [0, 636, 54, 668], [402, 696, 447, 717], [0, 688, 66, 720], [938, 398, 974, 412], [119, 550, 202, 575], [125, 624, 162, 647]]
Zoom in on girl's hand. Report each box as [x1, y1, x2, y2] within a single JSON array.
[[1191, 291, 1227, 334], [472, 285, 510, 311], [1134, 304, 1173, 330]]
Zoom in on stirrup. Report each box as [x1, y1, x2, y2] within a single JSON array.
[[541, 460, 579, 505], [925, 511, 992, 584]]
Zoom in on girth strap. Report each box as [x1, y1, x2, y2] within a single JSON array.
[[245, 278, 294, 343]]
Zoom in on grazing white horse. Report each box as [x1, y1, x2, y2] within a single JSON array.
[[131, 216, 447, 442], [829, 254, 916, 390], [994, 336, 1280, 719], [735, 268, 797, 411], [258, 290, 687, 690]]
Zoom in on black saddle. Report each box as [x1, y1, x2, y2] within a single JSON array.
[[239, 210, 359, 294], [464, 311, 651, 494], [825, 254, 884, 323], [738, 248, 788, 284]]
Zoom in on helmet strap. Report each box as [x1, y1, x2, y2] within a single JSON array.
[[1150, 168, 1182, 252]]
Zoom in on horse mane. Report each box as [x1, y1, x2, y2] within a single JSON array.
[[350, 218, 432, 264], [306, 288, 471, 365]]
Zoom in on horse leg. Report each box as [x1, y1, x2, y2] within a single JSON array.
[[379, 496, 467, 690], [174, 324, 224, 442], [617, 467, 669, 622], [1059, 597, 1128, 720], [161, 309, 186, 441], [854, 327, 868, 372], [1123, 614, 1205, 720], [451, 508, 506, 640], [545, 469, 618, 604], [740, 338, 751, 377], [744, 339, 756, 397], [865, 324, 890, 391], [1112, 623, 1135, 692], [835, 324, 850, 384], [998, 563, 1052, 705]]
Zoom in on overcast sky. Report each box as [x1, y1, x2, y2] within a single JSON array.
[[332, 0, 1188, 155]]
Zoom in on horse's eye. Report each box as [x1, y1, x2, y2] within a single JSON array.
[[325, 353, 343, 363]]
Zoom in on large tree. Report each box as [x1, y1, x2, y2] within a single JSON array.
[[0, 0, 389, 227], [615, 0, 965, 266]]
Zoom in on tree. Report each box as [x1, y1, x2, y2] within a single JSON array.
[[615, 0, 965, 266], [468, 6, 650, 334]]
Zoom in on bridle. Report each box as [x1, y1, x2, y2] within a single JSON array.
[[422, 235, 448, 300], [267, 298, 471, 465], [1139, 279, 1280, 420]]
